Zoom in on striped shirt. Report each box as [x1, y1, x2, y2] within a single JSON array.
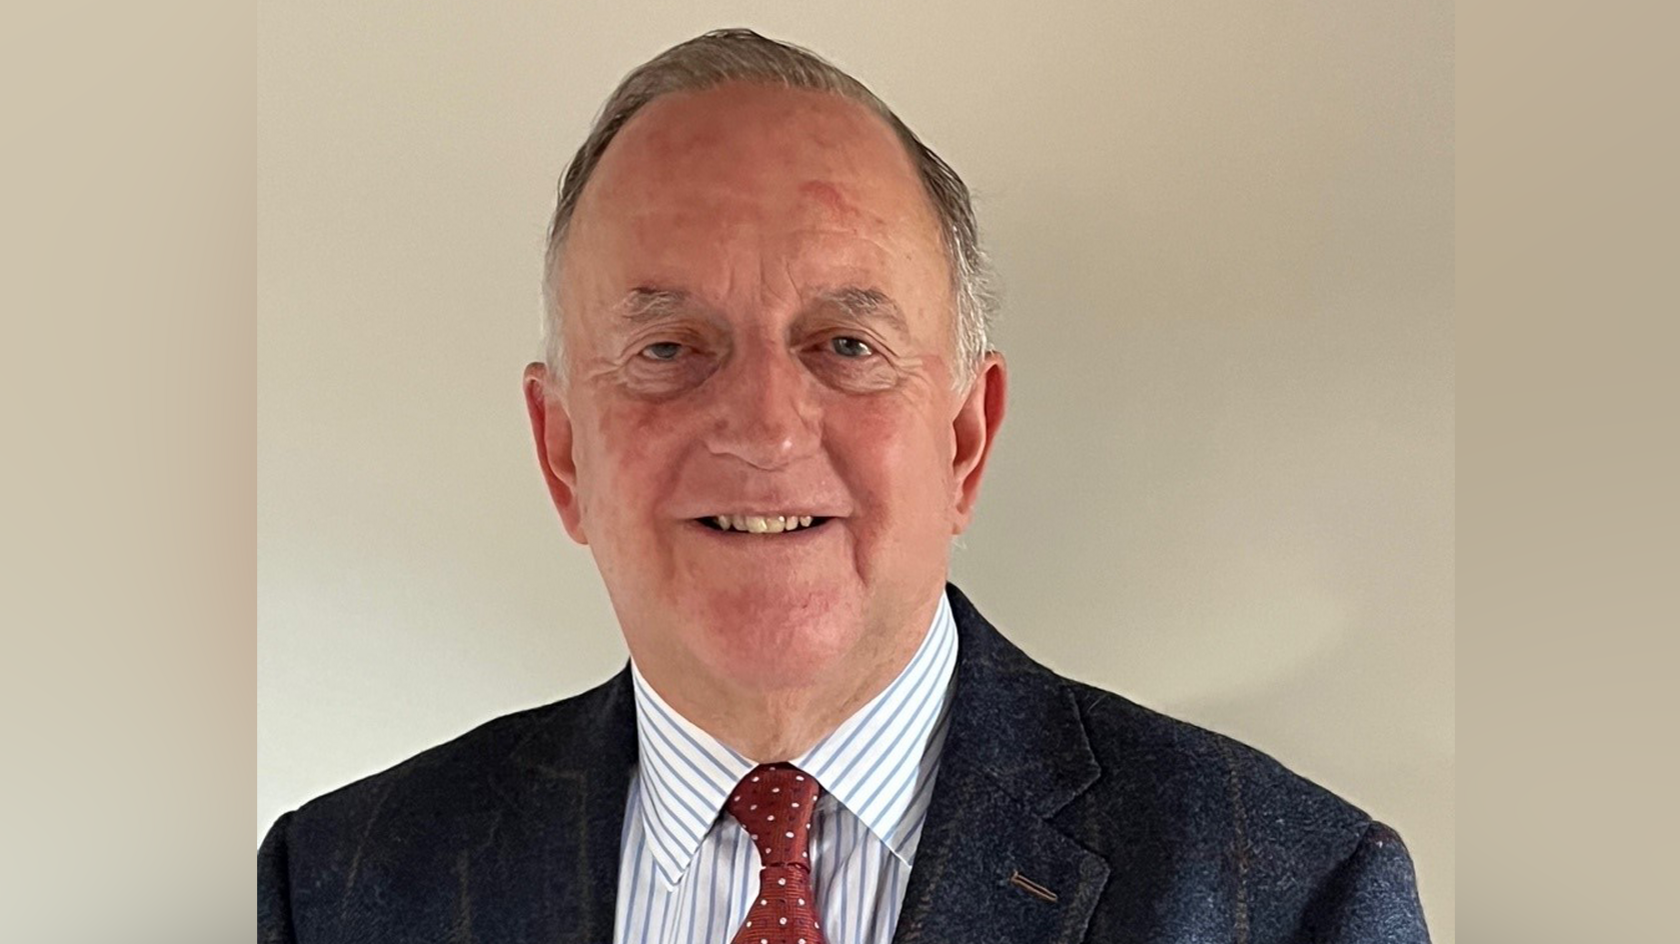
[[613, 590, 959, 944]]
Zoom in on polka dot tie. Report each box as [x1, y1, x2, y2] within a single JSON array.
[[725, 763, 826, 944]]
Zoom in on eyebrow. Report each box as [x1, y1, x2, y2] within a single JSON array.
[[816, 286, 909, 333], [611, 285, 909, 332], [614, 287, 695, 325]]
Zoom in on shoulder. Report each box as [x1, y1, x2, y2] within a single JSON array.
[[1051, 677, 1425, 938], [946, 583, 1375, 853], [941, 584, 1427, 939], [259, 670, 637, 940], [268, 669, 629, 851], [1066, 677, 1373, 844]]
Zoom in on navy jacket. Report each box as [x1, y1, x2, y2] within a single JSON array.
[[259, 584, 1430, 942]]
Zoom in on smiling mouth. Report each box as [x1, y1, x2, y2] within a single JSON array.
[[696, 514, 832, 534]]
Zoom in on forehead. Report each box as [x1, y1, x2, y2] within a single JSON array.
[[562, 82, 947, 319]]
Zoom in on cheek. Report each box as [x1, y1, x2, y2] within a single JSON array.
[[576, 399, 685, 526], [834, 398, 954, 530]]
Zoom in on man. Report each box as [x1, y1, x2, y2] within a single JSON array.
[[259, 29, 1429, 944]]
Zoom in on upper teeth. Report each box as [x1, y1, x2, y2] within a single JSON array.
[[713, 514, 815, 533]]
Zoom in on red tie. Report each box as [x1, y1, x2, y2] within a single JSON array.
[[725, 763, 826, 944]]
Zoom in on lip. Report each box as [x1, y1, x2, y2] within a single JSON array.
[[692, 511, 838, 519], [666, 493, 849, 520], [684, 517, 839, 540], [672, 505, 848, 519]]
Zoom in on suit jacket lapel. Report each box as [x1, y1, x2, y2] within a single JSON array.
[[497, 663, 638, 944], [484, 584, 1105, 944], [891, 585, 1110, 944]]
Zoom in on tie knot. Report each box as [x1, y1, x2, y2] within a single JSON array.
[[725, 764, 822, 867]]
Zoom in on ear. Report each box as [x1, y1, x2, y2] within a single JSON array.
[[949, 352, 1007, 534], [522, 362, 588, 545]]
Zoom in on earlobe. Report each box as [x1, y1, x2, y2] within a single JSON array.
[[522, 362, 588, 545], [950, 353, 1007, 534]]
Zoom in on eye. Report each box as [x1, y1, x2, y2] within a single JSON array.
[[829, 336, 874, 358], [639, 341, 684, 361]]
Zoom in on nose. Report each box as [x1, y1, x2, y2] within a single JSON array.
[[704, 344, 819, 470]]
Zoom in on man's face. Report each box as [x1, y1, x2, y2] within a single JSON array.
[[525, 83, 1003, 696]]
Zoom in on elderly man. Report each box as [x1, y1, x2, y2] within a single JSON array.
[[259, 29, 1429, 944]]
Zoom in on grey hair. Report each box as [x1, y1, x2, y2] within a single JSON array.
[[540, 28, 997, 389]]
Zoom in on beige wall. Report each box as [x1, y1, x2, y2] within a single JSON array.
[[259, 2, 1453, 939]]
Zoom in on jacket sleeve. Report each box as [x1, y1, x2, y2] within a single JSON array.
[[1303, 820, 1431, 943], [258, 811, 298, 944]]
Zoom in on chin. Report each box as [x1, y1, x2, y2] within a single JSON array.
[[682, 579, 860, 688]]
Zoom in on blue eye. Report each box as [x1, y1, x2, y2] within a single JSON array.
[[640, 342, 684, 361], [830, 337, 873, 358]]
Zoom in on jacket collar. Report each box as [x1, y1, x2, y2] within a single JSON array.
[[887, 583, 1109, 943], [500, 582, 1108, 944]]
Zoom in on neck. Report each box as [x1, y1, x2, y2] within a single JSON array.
[[694, 675, 891, 762]]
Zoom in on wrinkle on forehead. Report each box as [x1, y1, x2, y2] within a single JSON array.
[[559, 82, 952, 351]]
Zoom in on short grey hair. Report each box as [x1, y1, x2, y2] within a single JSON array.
[[541, 28, 996, 388]]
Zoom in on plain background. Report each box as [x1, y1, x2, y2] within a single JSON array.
[[257, 1, 1453, 941], [15, 1, 1679, 942]]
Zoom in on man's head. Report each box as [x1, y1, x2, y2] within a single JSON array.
[[523, 30, 1006, 708]]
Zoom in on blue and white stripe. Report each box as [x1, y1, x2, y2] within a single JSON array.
[[613, 590, 959, 944]]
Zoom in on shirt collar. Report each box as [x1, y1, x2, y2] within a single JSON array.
[[628, 589, 960, 888]]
